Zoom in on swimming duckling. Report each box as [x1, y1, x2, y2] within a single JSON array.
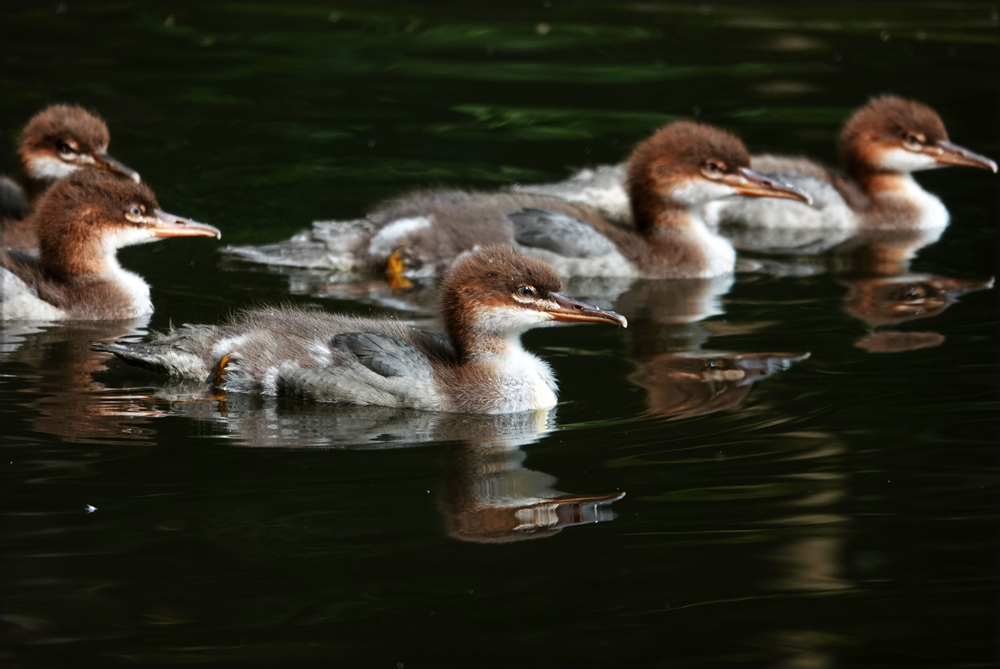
[[707, 96, 996, 234], [96, 246, 627, 414], [2, 104, 141, 253], [1, 170, 220, 321], [222, 121, 809, 281]]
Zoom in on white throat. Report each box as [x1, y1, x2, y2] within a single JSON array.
[[96, 229, 156, 316], [686, 205, 737, 277], [891, 174, 949, 230], [481, 333, 559, 413]]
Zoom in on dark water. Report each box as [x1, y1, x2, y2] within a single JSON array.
[[2, 1, 997, 665]]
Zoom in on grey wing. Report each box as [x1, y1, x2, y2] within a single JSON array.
[[220, 239, 333, 268], [507, 208, 617, 258], [772, 174, 849, 213], [276, 332, 443, 409], [332, 332, 436, 379], [410, 329, 458, 362], [1, 252, 66, 321]]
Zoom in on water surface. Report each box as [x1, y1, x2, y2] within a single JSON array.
[[2, 1, 997, 665]]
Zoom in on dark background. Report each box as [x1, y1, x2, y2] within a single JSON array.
[[2, 2, 997, 665]]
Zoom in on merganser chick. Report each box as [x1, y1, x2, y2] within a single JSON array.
[[17, 104, 140, 200], [706, 96, 997, 233], [222, 121, 810, 281], [1, 170, 220, 321], [3, 104, 141, 253], [95, 246, 627, 414]]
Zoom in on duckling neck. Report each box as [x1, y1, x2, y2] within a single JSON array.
[[40, 237, 152, 314], [851, 170, 948, 229], [633, 199, 691, 235], [41, 236, 113, 279], [640, 205, 735, 277], [446, 325, 558, 413]]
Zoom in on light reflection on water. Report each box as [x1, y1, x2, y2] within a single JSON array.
[[2, 0, 996, 665]]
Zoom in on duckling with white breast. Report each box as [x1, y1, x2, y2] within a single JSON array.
[[2, 104, 141, 253], [707, 96, 996, 236], [1, 170, 220, 321], [96, 247, 627, 414], [222, 121, 809, 281]]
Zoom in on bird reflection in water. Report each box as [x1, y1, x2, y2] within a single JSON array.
[[120, 393, 626, 543], [439, 442, 624, 544], [613, 277, 809, 419], [844, 275, 993, 353], [834, 229, 994, 353], [722, 223, 993, 355], [629, 351, 809, 419], [1, 318, 160, 443]]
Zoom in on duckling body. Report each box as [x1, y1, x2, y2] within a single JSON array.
[[707, 96, 996, 236], [1, 171, 219, 321], [223, 122, 809, 280], [97, 247, 627, 414]]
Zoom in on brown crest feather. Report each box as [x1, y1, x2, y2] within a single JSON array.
[[18, 104, 111, 157], [626, 121, 751, 234], [34, 170, 159, 277], [439, 246, 562, 360], [840, 95, 948, 175]]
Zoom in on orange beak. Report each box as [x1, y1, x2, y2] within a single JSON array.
[[724, 167, 814, 205], [931, 141, 997, 172], [546, 292, 627, 327], [150, 209, 221, 239]]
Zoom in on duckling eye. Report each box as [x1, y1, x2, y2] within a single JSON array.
[[56, 142, 77, 156], [903, 134, 925, 151], [515, 285, 537, 299], [701, 161, 725, 179], [125, 204, 146, 221]]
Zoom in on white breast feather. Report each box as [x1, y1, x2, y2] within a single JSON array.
[[489, 346, 558, 413], [367, 216, 432, 261], [896, 175, 949, 230], [688, 209, 736, 277]]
